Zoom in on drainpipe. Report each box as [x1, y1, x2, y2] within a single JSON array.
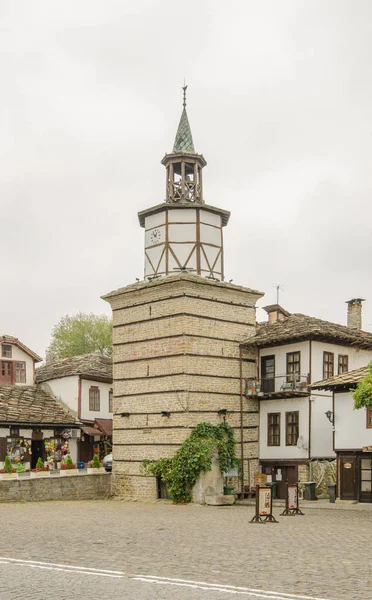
[[239, 346, 244, 493], [78, 376, 82, 420], [308, 340, 312, 479]]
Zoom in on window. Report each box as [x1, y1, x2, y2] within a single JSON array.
[[267, 413, 280, 446], [89, 386, 100, 411], [286, 411, 299, 446], [2, 344, 12, 358], [323, 352, 334, 379], [338, 355, 348, 374], [1, 362, 12, 377], [367, 407, 372, 429], [286, 352, 300, 383], [15, 362, 26, 383], [109, 389, 113, 413]]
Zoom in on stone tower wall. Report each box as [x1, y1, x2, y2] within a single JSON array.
[[104, 273, 262, 500]]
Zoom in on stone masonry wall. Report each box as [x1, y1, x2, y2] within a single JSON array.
[[103, 273, 263, 500], [0, 474, 111, 503]]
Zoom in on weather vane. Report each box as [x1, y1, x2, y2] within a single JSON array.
[[182, 81, 188, 108]]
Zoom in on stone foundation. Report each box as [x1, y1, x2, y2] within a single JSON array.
[[0, 474, 111, 503]]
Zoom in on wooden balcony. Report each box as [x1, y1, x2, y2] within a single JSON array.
[[245, 374, 310, 399]]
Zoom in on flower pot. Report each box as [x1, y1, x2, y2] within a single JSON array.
[[1, 473, 18, 480], [31, 471, 50, 478], [60, 469, 78, 476], [87, 467, 105, 474]]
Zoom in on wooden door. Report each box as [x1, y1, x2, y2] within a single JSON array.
[[1, 361, 13, 384], [359, 456, 372, 503], [261, 356, 275, 393], [31, 440, 44, 469], [340, 456, 357, 500], [275, 465, 297, 499]]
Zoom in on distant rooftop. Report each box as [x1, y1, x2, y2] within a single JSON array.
[[0, 385, 80, 426], [35, 353, 112, 384], [312, 364, 371, 390], [0, 335, 42, 363]]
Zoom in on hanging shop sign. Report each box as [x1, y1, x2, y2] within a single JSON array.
[[362, 446, 372, 453], [61, 429, 72, 439]]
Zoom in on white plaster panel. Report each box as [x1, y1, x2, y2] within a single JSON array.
[[19, 429, 32, 438], [168, 223, 196, 242], [200, 210, 220, 226], [259, 341, 310, 393], [2, 345, 35, 385], [311, 341, 372, 382], [145, 256, 154, 276], [168, 209, 196, 223], [202, 245, 220, 269], [69, 438, 78, 463], [335, 391, 372, 449], [80, 379, 113, 421], [200, 223, 221, 246], [145, 226, 165, 247], [42, 429, 54, 438], [0, 428, 10, 437], [145, 212, 165, 228], [310, 393, 334, 457], [259, 397, 309, 460], [40, 376, 79, 414], [145, 244, 164, 266], [169, 243, 196, 267]]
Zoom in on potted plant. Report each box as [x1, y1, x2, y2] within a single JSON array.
[[60, 454, 78, 476], [0, 456, 18, 480], [87, 454, 104, 474], [31, 457, 50, 477]]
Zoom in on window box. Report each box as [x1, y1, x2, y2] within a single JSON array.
[[0, 472, 18, 480], [30, 470, 50, 478], [59, 469, 78, 476], [87, 467, 105, 474]]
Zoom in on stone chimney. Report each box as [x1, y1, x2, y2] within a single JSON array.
[[263, 304, 290, 324], [346, 298, 365, 330]]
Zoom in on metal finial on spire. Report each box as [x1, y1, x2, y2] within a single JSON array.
[[182, 83, 187, 108]]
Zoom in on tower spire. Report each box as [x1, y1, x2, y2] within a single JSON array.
[[173, 85, 195, 153]]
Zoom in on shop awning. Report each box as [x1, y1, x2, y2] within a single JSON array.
[[81, 426, 103, 437], [95, 419, 112, 437]]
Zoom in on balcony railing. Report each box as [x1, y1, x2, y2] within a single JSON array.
[[245, 374, 310, 397]]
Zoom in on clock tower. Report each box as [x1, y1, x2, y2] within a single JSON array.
[[138, 86, 230, 281]]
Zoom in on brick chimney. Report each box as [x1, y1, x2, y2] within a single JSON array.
[[346, 298, 365, 330]]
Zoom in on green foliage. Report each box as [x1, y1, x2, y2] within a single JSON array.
[[92, 454, 101, 468], [142, 422, 240, 503], [64, 455, 75, 468], [353, 362, 372, 409], [4, 456, 13, 474], [16, 463, 26, 473], [36, 457, 45, 470], [47, 312, 112, 359]]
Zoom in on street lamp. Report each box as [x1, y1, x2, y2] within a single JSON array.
[[325, 410, 334, 424]]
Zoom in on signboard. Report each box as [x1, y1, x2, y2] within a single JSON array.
[[281, 483, 304, 516], [250, 486, 278, 524], [344, 462, 352, 469], [254, 473, 268, 487], [362, 446, 372, 453]]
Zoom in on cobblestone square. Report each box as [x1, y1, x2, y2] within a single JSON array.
[[0, 500, 370, 600]]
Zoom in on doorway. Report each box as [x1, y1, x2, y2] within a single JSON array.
[[340, 456, 357, 500], [359, 455, 372, 503], [31, 440, 44, 469], [261, 356, 275, 393]]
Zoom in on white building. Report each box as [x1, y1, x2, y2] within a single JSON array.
[[36, 353, 113, 462], [0, 335, 42, 385], [313, 365, 372, 503], [241, 300, 372, 498]]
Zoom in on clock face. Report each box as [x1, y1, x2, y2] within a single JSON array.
[[150, 228, 162, 244]]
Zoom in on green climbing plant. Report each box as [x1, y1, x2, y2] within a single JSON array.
[[141, 422, 240, 503], [353, 362, 372, 409]]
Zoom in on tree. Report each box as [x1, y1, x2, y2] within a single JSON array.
[[353, 362, 372, 409], [47, 312, 112, 359]]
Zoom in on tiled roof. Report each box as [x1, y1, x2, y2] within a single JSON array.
[[0, 385, 80, 426], [173, 108, 195, 153], [0, 335, 42, 362], [312, 365, 371, 390], [35, 353, 112, 384], [242, 313, 372, 350]]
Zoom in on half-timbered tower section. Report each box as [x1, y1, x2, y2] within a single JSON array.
[[103, 89, 263, 500]]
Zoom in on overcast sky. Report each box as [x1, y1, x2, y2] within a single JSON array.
[[1, 1, 372, 358]]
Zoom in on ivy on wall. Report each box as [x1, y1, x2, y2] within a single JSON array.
[[353, 362, 372, 409], [141, 422, 240, 503]]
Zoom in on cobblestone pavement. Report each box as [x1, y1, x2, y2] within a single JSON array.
[[0, 500, 370, 600]]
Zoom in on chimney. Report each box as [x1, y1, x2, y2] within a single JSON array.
[[346, 298, 365, 330], [263, 304, 290, 324]]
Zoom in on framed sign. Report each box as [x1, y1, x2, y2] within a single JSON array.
[[250, 486, 278, 523], [281, 483, 304, 516]]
